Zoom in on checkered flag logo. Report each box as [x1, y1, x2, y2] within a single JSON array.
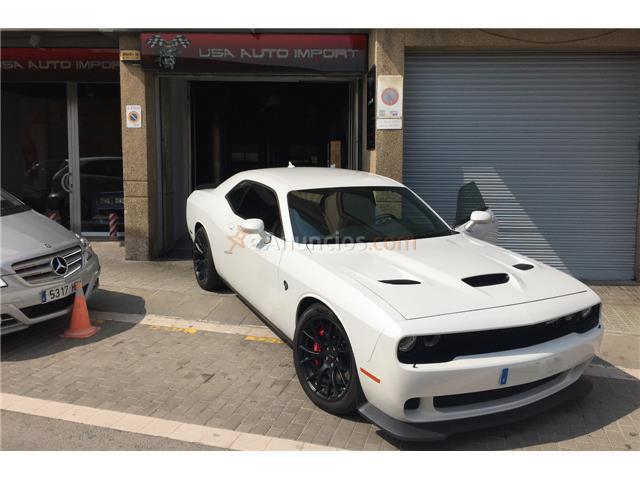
[[145, 34, 191, 69]]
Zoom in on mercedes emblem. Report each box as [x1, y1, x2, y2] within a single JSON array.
[[50, 256, 68, 276]]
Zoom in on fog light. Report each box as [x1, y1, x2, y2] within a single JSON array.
[[404, 398, 420, 410], [422, 335, 442, 347], [398, 336, 417, 352]]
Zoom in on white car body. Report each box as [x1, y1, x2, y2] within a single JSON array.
[[186, 167, 602, 440]]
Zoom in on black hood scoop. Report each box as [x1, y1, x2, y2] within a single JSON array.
[[513, 263, 534, 271], [379, 279, 421, 285], [462, 273, 510, 288]]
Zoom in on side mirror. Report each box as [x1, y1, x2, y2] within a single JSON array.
[[240, 218, 271, 244], [464, 210, 492, 232]]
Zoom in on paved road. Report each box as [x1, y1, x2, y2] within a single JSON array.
[[1, 411, 222, 451], [2, 317, 638, 450], [1, 242, 638, 450]]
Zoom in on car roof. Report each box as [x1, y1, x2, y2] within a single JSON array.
[[221, 167, 402, 193]]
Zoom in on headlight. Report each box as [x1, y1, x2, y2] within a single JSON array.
[[75, 233, 94, 261], [398, 336, 418, 352], [422, 335, 442, 347], [0, 277, 7, 288], [581, 307, 592, 318]]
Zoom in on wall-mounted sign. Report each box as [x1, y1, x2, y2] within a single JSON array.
[[139, 33, 367, 73], [1, 48, 119, 81], [376, 75, 403, 126], [376, 118, 402, 130], [120, 50, 141, 63], [126, 105, 142, 129]]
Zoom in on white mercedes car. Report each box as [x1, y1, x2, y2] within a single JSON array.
[[186, 167, 602, 441]]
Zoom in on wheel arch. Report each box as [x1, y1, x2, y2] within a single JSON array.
[[296, 295, 334, 324], [295, 294, 355, 346]]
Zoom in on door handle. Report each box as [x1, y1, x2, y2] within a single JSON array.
[[61, 172, 72, 193]]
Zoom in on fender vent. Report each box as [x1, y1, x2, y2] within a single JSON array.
[[379, 279, 421, 285], [513, 263, 534, 271], [462, 273, 509, 287]]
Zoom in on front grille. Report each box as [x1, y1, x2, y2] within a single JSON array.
[[434, 372, 563, 409], [12, 245, 83, 285], [20, 284, 88, 319], [398, 303, 601, 364]]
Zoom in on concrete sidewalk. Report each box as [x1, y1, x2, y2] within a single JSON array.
[[88, 242, 262, 328]]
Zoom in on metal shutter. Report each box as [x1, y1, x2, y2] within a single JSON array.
[[403, 52, 640, 281]]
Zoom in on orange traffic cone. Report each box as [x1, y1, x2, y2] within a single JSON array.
[[62, 281, 100, 339]]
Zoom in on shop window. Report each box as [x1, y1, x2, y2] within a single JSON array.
[[0, 83, 69, 224]]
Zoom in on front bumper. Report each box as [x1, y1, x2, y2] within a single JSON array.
[[358, 376, 593, 442], [0, 255, 100, 335], [357, 308, 603, 440]]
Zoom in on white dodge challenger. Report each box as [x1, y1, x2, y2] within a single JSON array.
[[186, 167, 602, 441]]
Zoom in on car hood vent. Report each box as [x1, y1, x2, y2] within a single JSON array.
[[513, 263, 534, 271], [378, 279, 421, 285], [462, 273, 510, 288]]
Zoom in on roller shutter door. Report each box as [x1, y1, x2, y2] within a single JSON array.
[[403, 52, 640, 281]]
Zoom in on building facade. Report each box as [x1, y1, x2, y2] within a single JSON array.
[[2, 29, 639, 281]]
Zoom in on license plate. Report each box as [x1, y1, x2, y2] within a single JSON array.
[[40, 283, 77, 303]]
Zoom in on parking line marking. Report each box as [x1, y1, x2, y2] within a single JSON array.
[[244, 335, 284, 344], [90, 310, 281, 341], [0, 392, 340, 451]]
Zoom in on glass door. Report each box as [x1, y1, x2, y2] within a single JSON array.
[[0, 83, 71, 227], [76, 83, 123, 237]]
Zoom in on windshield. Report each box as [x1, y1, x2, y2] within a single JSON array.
[[288, 186, 455, 244], [0, 189, 31, 217]]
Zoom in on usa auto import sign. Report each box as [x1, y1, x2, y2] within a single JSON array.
[[1, 48, 119, 81], [140, 33, 367, 73]]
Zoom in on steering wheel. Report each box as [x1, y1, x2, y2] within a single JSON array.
[[374, 213, 396, 226]]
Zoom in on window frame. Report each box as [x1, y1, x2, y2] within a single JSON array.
[[224, 180, 285, 239]]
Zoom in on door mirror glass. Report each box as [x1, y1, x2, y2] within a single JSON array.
[[455, 181, 487, 227]]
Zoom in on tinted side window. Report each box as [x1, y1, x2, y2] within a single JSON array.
[[226, 182, 251, 215], [228, 182, 283, 238]]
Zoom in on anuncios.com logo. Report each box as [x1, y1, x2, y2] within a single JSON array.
[[225, 224, 417, 253], [225, 226, 248, 253]]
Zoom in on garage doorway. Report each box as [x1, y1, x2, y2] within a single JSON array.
[[403, 52, 640, 281], [191, 81, 351, 188], [159, 78, 359, 255]]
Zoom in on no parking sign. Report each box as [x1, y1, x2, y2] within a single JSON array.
[[376, 75, 403, 129], [126, 105, 142, 128]]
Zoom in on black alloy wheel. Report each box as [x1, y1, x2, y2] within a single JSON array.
[[192, 227, 224, 291], [294, 304, 359, 414]]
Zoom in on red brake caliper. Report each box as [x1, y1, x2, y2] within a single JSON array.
[[313, 327, 324, 367]]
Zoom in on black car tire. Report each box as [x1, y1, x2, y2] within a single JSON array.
[[293, 303, 359, 415], [192, 227, 225, 291]]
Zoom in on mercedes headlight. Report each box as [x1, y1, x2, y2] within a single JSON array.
[[75, 233, 94, 261]]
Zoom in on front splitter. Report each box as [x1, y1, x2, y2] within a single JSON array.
[[357, 376, 592, 442]]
